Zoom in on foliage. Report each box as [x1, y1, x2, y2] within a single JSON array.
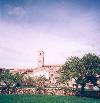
[[0, 69, 24, 94], [82, 53, 100, 75], [23, 76, 36, 86], [35, 76, 48, 87], [59, 56, 84, 83], [59, 53, 100, 96], [0, 69, 13, 83], [13, 72, 24, 85]]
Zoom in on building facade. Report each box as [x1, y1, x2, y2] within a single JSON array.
[[29, 50, 61, 84], [10, 51, 61, 84]]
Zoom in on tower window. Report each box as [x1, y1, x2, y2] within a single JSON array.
[[40, 53, 41, 55], [51, 74, 53, 77]]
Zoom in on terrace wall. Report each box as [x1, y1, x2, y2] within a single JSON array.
[[15, 87, 78, 96]]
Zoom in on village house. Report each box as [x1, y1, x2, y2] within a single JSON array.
[[10, 51, 61, 85]]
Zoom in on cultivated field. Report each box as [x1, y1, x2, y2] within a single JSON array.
[[0, 94, 99, 103]]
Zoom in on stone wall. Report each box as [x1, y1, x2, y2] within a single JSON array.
[[15, 87, 77, 96]]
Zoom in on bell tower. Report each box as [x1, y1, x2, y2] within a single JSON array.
[[37, 51, 44, 67]]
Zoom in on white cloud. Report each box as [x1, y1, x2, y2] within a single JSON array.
[[7, 6, 26, 17]]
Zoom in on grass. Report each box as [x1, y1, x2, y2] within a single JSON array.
[[0, 94, 99, 103]]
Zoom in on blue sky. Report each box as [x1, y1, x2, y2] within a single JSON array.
[[0, 0, 100, 68]]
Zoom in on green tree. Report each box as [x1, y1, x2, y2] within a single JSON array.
[[59, 56, 84, 83], [0, 69, 24, 94], [13, 72, 24, 86], [59, 53, 100, 96], [0, 69, 13, 82], [0, 69, 14, 94], [82, 53, 100, 76]]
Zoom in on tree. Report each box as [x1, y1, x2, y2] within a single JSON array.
[[59, 53, 100, 96], [82, 53, 100, 76], [0, 69, 14, 94], [0, 69, 24, 94], [0, 69, 13, 82], [13, 72, 24, 86], [59, 56, 84, 83]]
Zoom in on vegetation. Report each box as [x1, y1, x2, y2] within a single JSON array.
[[35, 75, 48, 87], [0, 53, 100, 99], [22, 76, 36, 86], [0, 94, 100, 103], [59, 53, 100, 96], [0, 69, 48, 94], [22, 75, 48, 88], [0, 69, 24, 94]]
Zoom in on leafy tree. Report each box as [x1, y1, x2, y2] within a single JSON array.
[[13, 72, 24, 86], [59, 56, 83, 83], [0, 69, 24, 94], [0, 69, 13, 83], [82, 53, 100, 76], [59, 53, 100, 96], [0, 69, 14, 94]]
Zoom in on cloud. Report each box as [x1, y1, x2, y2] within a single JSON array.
[[7, 6, 26, 17]]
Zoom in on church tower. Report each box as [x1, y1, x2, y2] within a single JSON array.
[[37, 51, 44, 67]]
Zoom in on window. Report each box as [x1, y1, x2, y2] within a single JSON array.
[[51, 74, 53, 77]]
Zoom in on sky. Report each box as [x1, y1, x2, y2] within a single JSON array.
[[0, 0, 100, 68]]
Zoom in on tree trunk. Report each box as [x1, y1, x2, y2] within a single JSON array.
[[80, 84, 85, 97]]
